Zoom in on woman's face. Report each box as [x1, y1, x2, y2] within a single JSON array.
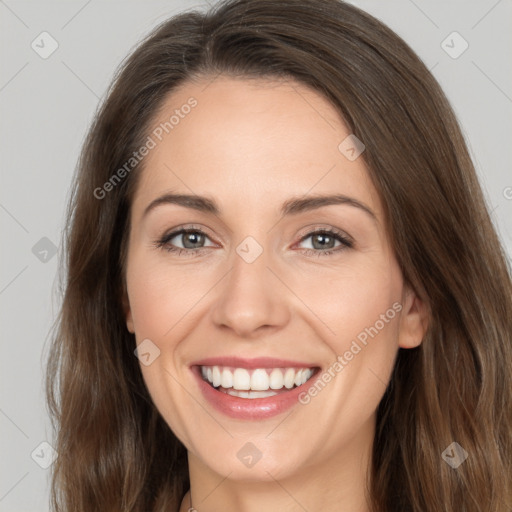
[[124, 75, 425, 483]]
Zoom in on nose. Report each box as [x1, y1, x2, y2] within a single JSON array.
[[210, 247, 291, 339]]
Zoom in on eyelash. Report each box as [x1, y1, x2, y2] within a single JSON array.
[[153, 225, 353, 258]]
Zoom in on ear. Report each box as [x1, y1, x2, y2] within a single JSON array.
[[121, 282, 135, 334], [397, 284, 429, 349]]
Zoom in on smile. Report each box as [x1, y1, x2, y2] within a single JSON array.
[[191, 357, 321, 420]]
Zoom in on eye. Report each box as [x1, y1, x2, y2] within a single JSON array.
[[296, 228, 353, 257], [153, 225, 353, 258], [153, 226, 215, 257]]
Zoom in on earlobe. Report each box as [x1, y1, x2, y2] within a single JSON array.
[[398, 286, 429, 349], [121, 285, 135, 334], [125, 310, 135, 334]]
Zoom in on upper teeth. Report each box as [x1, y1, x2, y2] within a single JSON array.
[[201, 366, 314, 391]]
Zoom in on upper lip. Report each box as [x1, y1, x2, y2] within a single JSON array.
[[191, 356, 319, 369]]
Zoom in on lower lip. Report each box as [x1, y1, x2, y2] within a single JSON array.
[[191, 366, 318, 420]]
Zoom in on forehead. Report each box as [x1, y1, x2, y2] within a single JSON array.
[[131, 75, 381, 223]]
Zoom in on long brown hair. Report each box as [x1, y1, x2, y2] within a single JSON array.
[[45, 0, 512, 510]]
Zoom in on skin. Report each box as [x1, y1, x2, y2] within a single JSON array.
[[123, 75, 429, 512]]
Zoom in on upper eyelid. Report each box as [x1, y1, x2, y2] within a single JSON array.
[[297, 225, 352, 240]]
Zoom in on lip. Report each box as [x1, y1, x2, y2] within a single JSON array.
[[191, 356, 316, 369], [190, 358, 320, 420]]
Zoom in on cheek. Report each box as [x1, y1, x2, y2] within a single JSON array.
[[126, 254, 206, 443], [126, 253, 213, 337], [287, 257, 403, 415], [287, 265, 402, 452], [287, 259, 402, 348]]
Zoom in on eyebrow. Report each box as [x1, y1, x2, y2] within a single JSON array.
[[142, 192, 377, 222]]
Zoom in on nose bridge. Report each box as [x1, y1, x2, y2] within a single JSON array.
[[210, 233, 289, 337]]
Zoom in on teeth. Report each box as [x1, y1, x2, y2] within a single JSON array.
[[200, 365, 315, 391], [251, 369, 269, 390], [233, 368, 251, 390], [221, 368, 233, 388], [269, 368, 284, 389], [284, 368, 295, 389], [227, 389, 278, 399], [212, 366, 221, 387]]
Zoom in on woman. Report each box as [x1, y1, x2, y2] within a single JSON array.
[[45, 0, 512, 510]]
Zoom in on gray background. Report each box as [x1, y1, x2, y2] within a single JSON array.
[[1, 1, 510, 510]]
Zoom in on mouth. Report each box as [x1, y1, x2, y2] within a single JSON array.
[[190, 357, 321, 420]]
